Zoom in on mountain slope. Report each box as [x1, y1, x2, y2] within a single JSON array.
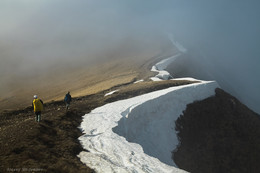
[[0, 80, 194, 172], [1, 78, 259, 172], [0, 50, 163, 111], [174, 88, 260, 173]]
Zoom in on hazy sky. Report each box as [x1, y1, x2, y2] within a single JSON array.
[[0, 0, 259, 113]]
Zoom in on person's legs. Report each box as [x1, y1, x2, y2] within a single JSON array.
[[66, 102, 70, 110], [35, 112, 38, 121], [35, 112, 41, 122], [38, 112, 41, 122]]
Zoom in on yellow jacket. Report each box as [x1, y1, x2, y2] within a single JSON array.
[[33, 99, 43, 112]]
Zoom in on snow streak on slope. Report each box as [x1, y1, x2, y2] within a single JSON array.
[[151, 34, 187, 81], [78, 81, 218, 173], [168, 33, 187, 53], [104, 90, 119, 97]]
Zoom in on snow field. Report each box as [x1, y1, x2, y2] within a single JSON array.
[[78, 81, 219, 172]]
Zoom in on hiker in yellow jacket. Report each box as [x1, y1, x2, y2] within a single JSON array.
[[32, 95, 44, 122]]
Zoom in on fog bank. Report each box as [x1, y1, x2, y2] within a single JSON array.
[[0, 0, 259, 113], [165, 0, 260, 113]]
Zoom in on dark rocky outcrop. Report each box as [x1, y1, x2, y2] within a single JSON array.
[[174, 88, 260, 173]]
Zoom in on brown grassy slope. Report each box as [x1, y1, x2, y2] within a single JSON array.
[[0, 58, 148, 111], [0, 48, 164, 111], [0, 80, 195, 173], [173, 88, 260, 173], [0, 39, 180, 112]]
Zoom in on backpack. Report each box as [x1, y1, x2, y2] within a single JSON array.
[[64, 94, 71, 102], [33, 99, 43, 112]]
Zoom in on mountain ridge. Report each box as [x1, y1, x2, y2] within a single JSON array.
[[1, 79, 259, 172], [0, 80, 194, 172]]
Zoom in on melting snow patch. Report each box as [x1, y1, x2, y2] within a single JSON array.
[[171, 77, 201, 82], [78, 81, 219, 173], [104, 90, 119, 97], [134, 79, 144, 84]]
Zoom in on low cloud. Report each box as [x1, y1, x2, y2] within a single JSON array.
[[1, 0, 259, 113]]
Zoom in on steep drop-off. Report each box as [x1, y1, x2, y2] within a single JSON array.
[[174, 88, 260, 173]]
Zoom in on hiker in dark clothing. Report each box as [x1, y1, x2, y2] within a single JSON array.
[[64, 91, 72, 110], [32, 95, 44, 122]]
